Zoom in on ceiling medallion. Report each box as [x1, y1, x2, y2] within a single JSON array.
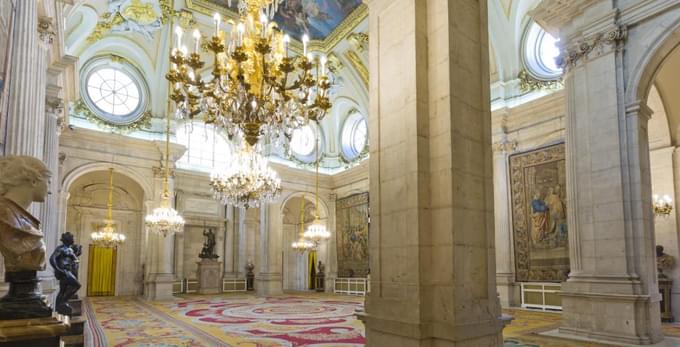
[[90, 168, 126, 248], [166, 0, 332, 148], [210, 145, 282, 209]]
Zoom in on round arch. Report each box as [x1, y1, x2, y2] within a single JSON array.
[[626, 14, 680, 105], [62, 162, 153, 199], [279, 190, 330, 220]]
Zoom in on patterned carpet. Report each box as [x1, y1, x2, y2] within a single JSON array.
[[85, 294, 680, 346]]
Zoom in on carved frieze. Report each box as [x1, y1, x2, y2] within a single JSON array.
[[557, 26, 627, 71]]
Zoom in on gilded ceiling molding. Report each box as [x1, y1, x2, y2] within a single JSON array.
[[518, 69, 563, 92], [87, 0, 195, 44], [347, 32, 368, 53], [345, 50, 368, 88], [557, 26, 627, 71], [72, 99, 152, 134], [186, 0, 367, 54]]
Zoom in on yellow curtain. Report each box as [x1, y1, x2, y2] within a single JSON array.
[[87, 245, 117, 296], [308, 250, 317, 290]]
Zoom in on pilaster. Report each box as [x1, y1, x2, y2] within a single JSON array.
[[493, 138, 518, 308], [255, 204, 283, 296]]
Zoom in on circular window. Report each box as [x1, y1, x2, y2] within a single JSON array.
[[522, 21, 562, 80], [290, 124, 322, 163], [80, 56, 149, 125], [341, 112, 368, 161]]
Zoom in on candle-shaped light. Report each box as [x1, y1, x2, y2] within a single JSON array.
[[283, 34, 290, 57], [180, 45, 188, 56], [213, 13, 221, 36], [193, 29, 201, 53], [251, 99, 257, 110], [237, 22, 245, 46], [260, 13, 268, 38], [175, 26, 184, 49], [320, 55, 327, 76], [302, 33, 309, 56]]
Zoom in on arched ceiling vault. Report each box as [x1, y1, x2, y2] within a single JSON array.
[[653, 45, 680, 146]]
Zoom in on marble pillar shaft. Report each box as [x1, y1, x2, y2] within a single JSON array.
[[362, 0, 502, 345], [5, 0, 46, 158], [255, 204, 283, 296], [493, 148, 517, 307], [559, 29, 662, 343]]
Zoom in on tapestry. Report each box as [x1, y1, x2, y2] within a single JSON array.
[[510, 143, 569, 282], [336, 192, 369, 277]]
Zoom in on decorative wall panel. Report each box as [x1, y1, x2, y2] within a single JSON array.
[[336, 192, 368, 277], [510, 143, 569, 282]]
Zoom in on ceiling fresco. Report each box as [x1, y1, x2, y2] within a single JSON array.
[[200, 0, 363, 40]]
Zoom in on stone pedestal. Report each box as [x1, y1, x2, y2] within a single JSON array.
[[255, 273, 282, 296], [246, 273, 254, 291], [0, 271, 52, 320], [197, 259, 222, 295], [660, 278, 673, 322], [60, 317, 85, 347], [67, 299, 81, 317], [144, 273, 175, 301], [0, 315, 70, 347]]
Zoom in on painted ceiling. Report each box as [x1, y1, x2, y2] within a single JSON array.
[[198, 0, 363, 40]]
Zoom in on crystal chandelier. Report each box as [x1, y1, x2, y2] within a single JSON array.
[[653, 194, 673, 217], [91, 168, 126, 248], [166, 0, 332, 147], [210, 145, 282, 208], [303, 131, 330, 244], [145, 110, 185, 237], [292, 195, 315, 252]]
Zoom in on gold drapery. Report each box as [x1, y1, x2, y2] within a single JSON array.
[[87, 245, 117, 296], [308, 250, 317, 290]]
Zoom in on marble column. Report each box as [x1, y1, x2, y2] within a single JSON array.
[[325, 193, 337, 293], [493, 139, 517, 308], [223, 206, 237, 278], [360, 0, 503, 346], [237, 207, 247, 278], [555, 28, 663, 344], [255, 204, 283, 296]]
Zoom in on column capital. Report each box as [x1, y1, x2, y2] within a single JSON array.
[[37, 16, 55, 46], [493, 138, 517, 154], [625, 99, 653, 121], [558, 25, 627, 71]]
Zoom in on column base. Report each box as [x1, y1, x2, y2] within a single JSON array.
[[358, 312, 505, 347], [560, 275, 663, 345], [143, 274, 175, 301], [255, 273, 282, 296], [496, 274, 520, 308]]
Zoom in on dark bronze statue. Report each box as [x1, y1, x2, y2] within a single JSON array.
[[49, 232, 82, 315], [199, 227, 219, 259]]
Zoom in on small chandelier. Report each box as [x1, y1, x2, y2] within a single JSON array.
[[91, 168, 126, 248], [303, 130, 330, 244], [145, 110, 185, 237], [210, 144, 281, 208], [166, 0, 332, 148], [292, 195, 315, 253], [653, 194, 673, 217]]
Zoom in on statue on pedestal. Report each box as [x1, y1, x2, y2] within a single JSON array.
[[657, 245, 676, 278], [199, 227, 219, 259], [0, 156, 53, 320], [246, 260, 255, 291], [49, 232, 82, 315]]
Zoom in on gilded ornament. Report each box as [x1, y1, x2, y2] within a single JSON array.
[[72, 99, 152, 134], [518, 69, 562, 92], [345, 49, 368, 87]]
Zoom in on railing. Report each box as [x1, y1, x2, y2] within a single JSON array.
[[185, 279, 199, 294], [520, 282, 562, 311], [334, 277, 368, 296], [172, 280, 185, 294], [223, 279, 247, 292]]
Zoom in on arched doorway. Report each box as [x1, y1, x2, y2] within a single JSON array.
[[281, 194, 329, 291], [64, 169, 145, 297]]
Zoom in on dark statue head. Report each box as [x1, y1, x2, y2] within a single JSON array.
[[657, 245, 664, 257], [61, 232, 75, 246]]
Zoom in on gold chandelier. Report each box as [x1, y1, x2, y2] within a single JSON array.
[[91, 168, 126, 248], [144, 109, 185, 237], [210, 144, 282, 208], [653, 194, 673, 217], [292, 195, 315, 252], [303, 131, 330, 244], [166, 0, 332, 147]]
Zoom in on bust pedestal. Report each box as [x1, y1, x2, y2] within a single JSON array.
[[197, 259, 222, 295], [0, 315, 70, 347]]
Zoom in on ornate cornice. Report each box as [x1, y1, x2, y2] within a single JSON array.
[[557, 26, 627, 71], [528, 0, 600, 35], [518, 69, 563, 92]]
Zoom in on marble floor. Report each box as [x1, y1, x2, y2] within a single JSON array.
[[83, 293, 680, 346]]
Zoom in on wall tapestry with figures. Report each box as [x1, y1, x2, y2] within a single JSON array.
[[510, 143, 569, 282], [336, 192, 369, 277]]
